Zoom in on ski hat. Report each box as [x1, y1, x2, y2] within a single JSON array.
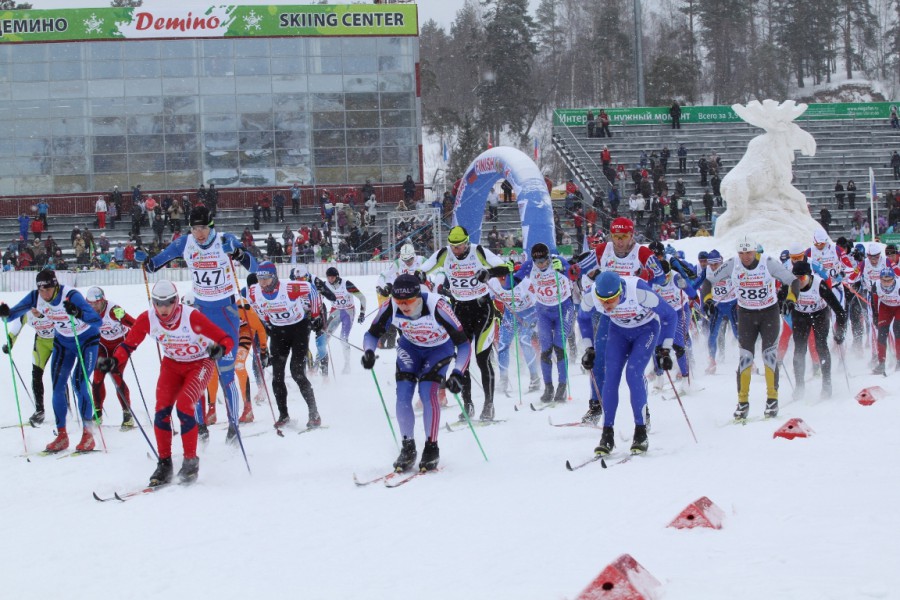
[[85, 286, 105, 302], [880, 267, 896, 279], [867, 242, 881, 256], [189, 205, 213, 227], [35, 269, 58, 289], [698, 251, 709, 260], [854, 243, 866, 254], [392, 273, 421, 300], [289, 265, 308, 280], [610, 217, 634, 235], [326, 266, 339, 278], [530, 243, 550, 261], [448, 226, 469, 245], [151, 280, 178, 305], [399, 243, 416, 262], [736, 235, 757, 253], [257, 261, 277, 279], [812, 229, 829, 244], [788, 242, 805, 257], [707, 249, 723, 263], [594, 271, 623, 301], [780, 250, 790, 262], [792, 260, 812, 277], [886, 244, 898, 254]]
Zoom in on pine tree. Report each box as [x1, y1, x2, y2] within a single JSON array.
[[838, 0, 877, 79], [449, 114, 483, 182], [696, 0, 753, 103]]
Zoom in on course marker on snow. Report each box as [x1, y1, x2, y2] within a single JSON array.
[[773, 417, 815, 440], [856, 386, 887, 406], [574, 553, 661, 600], [667, 496, 725, 530]]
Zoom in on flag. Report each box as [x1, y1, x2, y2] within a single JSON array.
[[533, 137, 539, 161], [442, 140, 449, 162], [487, 133, 493, 149], [869, 166, 877, 242]]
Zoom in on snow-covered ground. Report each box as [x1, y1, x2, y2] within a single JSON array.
[[1, 274, 899, 600]]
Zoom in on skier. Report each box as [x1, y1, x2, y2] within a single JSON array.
[[247, 261, 323, 428], [871, 266, 900, 374], [144, 205, 257, 444], [2, 308, 56, 426], [487, 273, 541, 397], [84, 286, 136, 428], [702, 235, 800, 420], [650, 259, 697, 392], [702, 249, 738, 374], [576, 217, 665, 424], [323, 266, 367, 374], [420, 226, 510, 421], [361, 274, 471, 472], [782, 260, 847, 399], [513, 243, 574, 404], [590, 272, 676, 456], [98, 280, 233, 486], [0, 270, 102, 452], [375, 243, 422, 349]]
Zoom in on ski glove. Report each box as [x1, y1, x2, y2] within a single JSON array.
[[207, 344, 225, 360], [1, 344, 8, 354], [357, 312, 366, 324], [551, 258, 564, 272], [230, 246, 245, 262], [781, 299, 795, 316], [703, 298, 715, 315], [445, 370, 464, 395], [383, 283, 393, 297], [97, 357, 119, 374], [142, 257, 158, 273], [63, 299, 82, 319], [376, 286, 388, 297], [361, 349, 376, 370], [581, 347, 596, 370], [475, 269, 490, 283], [259, 349, 269, 368], [309, 315, 324, 332], [0, 303, 9, 318], [655, 347, 674, 371]]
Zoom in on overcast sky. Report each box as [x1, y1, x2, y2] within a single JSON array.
[[23, 1, 501, 30]]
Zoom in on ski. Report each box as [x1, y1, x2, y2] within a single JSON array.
[[92, 483, 171, 502], [297, 425, 329, 436], [565, 455, 604, 471], [548, 416, 600, 429], [1, 422, 36, 430], [385, 467, 442, 488], [57, 449, 101, 459], [601, 454, 634, 468], [353, 471, 398, 487], [529, 401, 565, 412], [444, 419, 506, 433]]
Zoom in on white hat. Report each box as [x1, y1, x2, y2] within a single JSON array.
[[788, 242, 805, 256], [812, 229, 829, 244], [399, 243, 416, 261], [736, 235, 757, 253], [867, 242, 882, 255]]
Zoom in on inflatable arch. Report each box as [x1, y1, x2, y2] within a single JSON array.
[[453, 147, 555, 254]]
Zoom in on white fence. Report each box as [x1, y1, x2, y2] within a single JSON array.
[[0, 261, 389, 292]]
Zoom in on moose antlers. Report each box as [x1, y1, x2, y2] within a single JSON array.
[[732, 99, 808, 131]]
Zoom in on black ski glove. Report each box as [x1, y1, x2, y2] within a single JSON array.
[[781, 299, 796, 316], [357, 312, 366, 324], [445, 370, 464, 394], [231, 246, 246, 262], [475, 269, 490, 283], [97, 357, 119, 373], [361, 349, 376, 370], [581, 347, 596, 370], [142, 257, 158, 273], [63, 299, 82, 319], [309, 315, 324, 332], [655, 346, 673, 371], [207, 344, 225, 360], [0, 303, 9, 318]]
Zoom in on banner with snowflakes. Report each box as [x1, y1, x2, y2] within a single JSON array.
[[0, 4, 418, 42]]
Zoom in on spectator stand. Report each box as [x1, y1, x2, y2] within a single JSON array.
[[386, 208, 442, 262]]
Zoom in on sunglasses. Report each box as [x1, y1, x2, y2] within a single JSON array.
[[596, 288, 622, 302], [534, 257, 550, 264], [610, 233, 630, 241], [257, 273, 276, 280], [393, 296, 419, 307], [153, 297, 177, 307], [36, 283, 56, 290]]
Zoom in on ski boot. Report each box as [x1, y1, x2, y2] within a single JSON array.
[[275, 413, 290, 428], [121, 411, 135, 430], [44, 429, 69, 453], [497, 375, 510, 396], [28, 410, 45, 427], [553, 382, 567, 404], [342, 363, 351, 375], [254, 389, 266, 406], [239, 403, 254, 424], [420, 439, 440, 471], [581, 402, 603, 426], [149, 457, 173, 487], [872, 361, 886, 375], [540, 383, 555, 404], [792, 382, 805, 403], [527, 375, 541, 393], [594, 427, 615, 456], [306, 407, 322, 428], [205, 404, 217, 426], [821, 379, 832, 400], [479, 401, 495, 422], [225, 424, 238, 445], [764, 398, 779, 419], [178, 457, 199, 485], [631, 424, 649, 455], [319, 357, 329, 377], [812, 362, 821, 378], [198, 423, 209, 443], [643, 404, 652, 434], [733, 401, 750, 420], [75, 429, 95, 452], [705, 359, 716, 375], [393, 438, 417, 472], [458, 400, 474, 422]]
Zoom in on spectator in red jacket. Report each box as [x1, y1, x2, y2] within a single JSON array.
[[124, 240, 136, 268], [30, 217, 45, 241]]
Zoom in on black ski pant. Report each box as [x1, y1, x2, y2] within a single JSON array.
[[847, 286, 867, 346], [269, 320, 317, 418], [791, 309, 832, 385], [454, 296, 496, 407]]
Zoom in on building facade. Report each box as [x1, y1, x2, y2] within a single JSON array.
[[0, 4, 421, 197]]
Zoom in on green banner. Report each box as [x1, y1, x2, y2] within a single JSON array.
[[880, 233, 900, 244], [554, 102, 895, 127], [0, 4, 418, 42]]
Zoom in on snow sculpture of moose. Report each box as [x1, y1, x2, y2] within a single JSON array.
[[714, 99, 822, 253]]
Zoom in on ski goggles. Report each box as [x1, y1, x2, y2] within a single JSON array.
[[393, 296, 420, 308], [152, 297, 177, 308], [256, 272, 276, 280], [36, 282, 56, 290], [610, 233, 631, 242], [595, 287, 622, 303]]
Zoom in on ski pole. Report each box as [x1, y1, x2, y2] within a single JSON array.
[[213, 360, 252, 475], [664, 370, 698, 444], [553, 269, 572, 400], [111, 376, 158, 460], [140, 263, 163, 364], [251, 349, 284, 437], [369, 368, 399, 449], [835, 342, 852, 392], [450, 391, 489, 462], [778, 360, 794, 391], [67, 314, 108, 452], [11, 359, 35, 410], [507, 275, 523, 406], [3, 319, 28, 456], [128, 360, 153, 422], [324, 329, 367, 353]]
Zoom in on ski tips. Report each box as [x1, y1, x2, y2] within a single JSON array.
[[565, 460, 574, 471], [600, 459, 608, 469]]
